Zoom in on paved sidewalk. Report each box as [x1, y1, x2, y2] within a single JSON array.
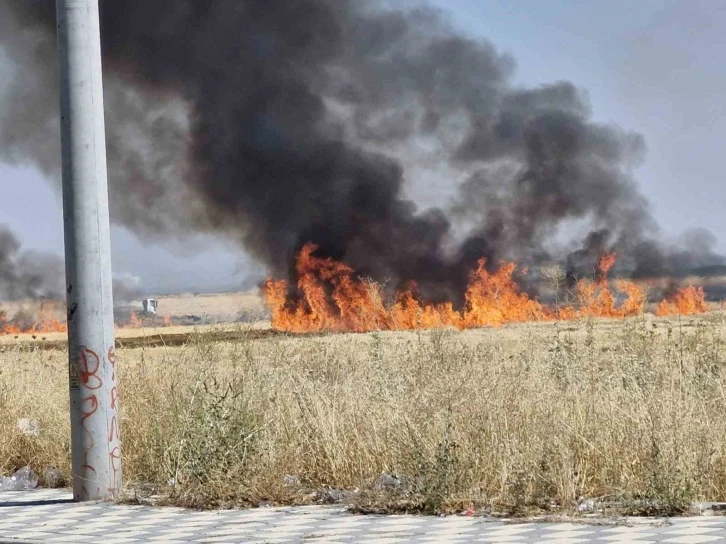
[[1, 489, 726, 543]]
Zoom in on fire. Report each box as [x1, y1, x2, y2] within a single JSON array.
[[557, 253, 645, 320], [33, 303, 68, 333], [0, 305, 175, 336], [127, 311, 143, 329], [0, 303, 67, 335], [0, 312, 21, 335], [264, 244, 707, 332], [264, 244, 391, 332], [656, 286, 708, 316], [0, 300, 176, 336], [122, 311, 173, 329], [265, 244, 712, 333], [460, 260, 547, 327], [0, 250, 710, 338]]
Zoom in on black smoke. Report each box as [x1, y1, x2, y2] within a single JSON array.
[[0, 1, 722, 302]]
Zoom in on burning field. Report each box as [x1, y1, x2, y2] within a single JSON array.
[[264, 243, 711, 334], [0, 303, 66, 336], [0, 243, 716, 339], [2, 0, 726, 324], [0, 249, 714, 339], [2, 0, 726, 515]]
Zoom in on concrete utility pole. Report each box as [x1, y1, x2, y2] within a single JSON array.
[[56, 0, 121, 501]]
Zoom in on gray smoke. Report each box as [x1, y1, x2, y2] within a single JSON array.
[[0, 1, 722, 303], [0, 224, 63, 300], [0, 224, 141, 303]]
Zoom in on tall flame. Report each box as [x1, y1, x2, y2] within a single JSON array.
[[655, 286, 708, 316], [556, 253, 645, 320]]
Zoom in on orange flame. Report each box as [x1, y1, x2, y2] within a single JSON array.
[[127, 311, 143, 329], [555, 253, 645, 320], [460, 259, 547, 328], [264, 244, 392, 332], [264, 244, 667, 333], [0, 311, 21, 335], [0, 301, 176, 336], [655, 286, 708, 316], [0, 303, 67, 335]]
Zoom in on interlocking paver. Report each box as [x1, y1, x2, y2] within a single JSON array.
[[2, 489, 726, 543]]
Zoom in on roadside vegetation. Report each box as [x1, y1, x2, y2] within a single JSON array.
[[1, 313, 725, 515]]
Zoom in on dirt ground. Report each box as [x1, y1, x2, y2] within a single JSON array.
[[148, 290, 266, 321]]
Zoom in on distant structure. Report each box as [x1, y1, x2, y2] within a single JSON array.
[[142, 299, 158, 315]]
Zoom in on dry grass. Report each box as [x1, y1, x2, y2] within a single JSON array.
[[2, 314, 726, 515], [0, 290, 267, 332], [150, 291, 266, 322]]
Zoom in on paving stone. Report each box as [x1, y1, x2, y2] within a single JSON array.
[[2, 489, 726, 543]]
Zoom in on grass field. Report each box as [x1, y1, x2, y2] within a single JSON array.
[[1, 312, 726, 515]]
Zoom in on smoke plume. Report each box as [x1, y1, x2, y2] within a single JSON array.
[[0, 1, 722, 302]]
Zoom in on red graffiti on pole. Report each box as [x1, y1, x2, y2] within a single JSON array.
[[108, 346, 119, 411], [107, 346, 121, 490], [78, 348, 102, 476], [79, 348, 102, 390], [80, 394, 98, 475]]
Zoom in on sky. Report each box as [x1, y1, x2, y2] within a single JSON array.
[[1, 0, 724, 294]]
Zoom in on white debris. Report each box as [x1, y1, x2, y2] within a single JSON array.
[[17, 418, 40, 437], [0, 467, 38, 492]]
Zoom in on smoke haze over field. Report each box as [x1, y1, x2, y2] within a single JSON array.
[[0, 224, 141, 303], [0, 1, 723, 301], [0, 224, 63, 301]]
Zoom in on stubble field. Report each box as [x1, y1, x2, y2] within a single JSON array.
[[2, 301, 726, 515]]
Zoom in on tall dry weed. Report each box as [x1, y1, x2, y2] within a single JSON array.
[[1, 316, 725, 513]]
